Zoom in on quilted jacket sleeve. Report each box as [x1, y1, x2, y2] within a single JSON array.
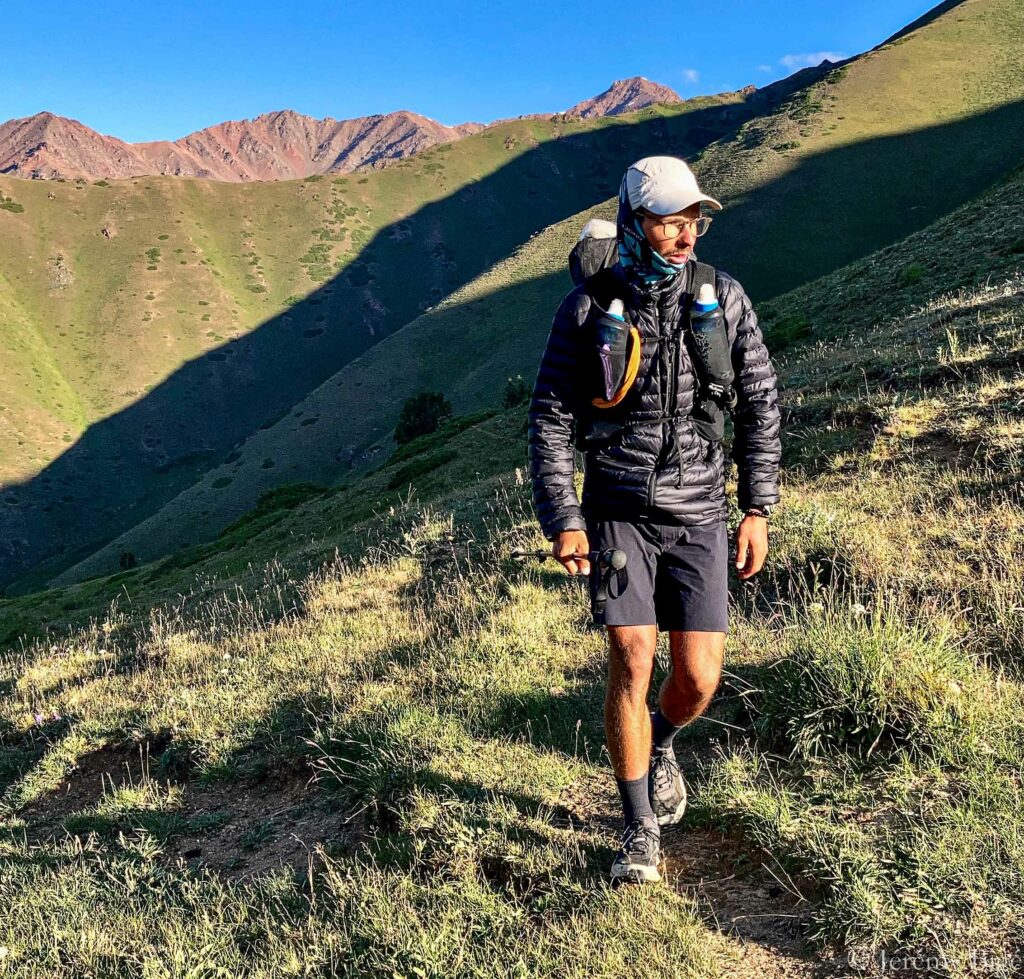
[[527, 289, 590, 541], [718, 272, 782, 511]]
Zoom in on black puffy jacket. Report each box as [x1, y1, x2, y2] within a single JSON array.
[[528, 258, 781, 540]]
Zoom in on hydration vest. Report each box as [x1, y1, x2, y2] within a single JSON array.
[[568, 220, 736, 443]]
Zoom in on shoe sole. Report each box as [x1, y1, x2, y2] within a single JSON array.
[[610, 862, 663, 884]]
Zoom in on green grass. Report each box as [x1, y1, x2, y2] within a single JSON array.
[[753, 593, 1024, 766], [0, 494, 719, 976], [2, 144, 1024, 969]]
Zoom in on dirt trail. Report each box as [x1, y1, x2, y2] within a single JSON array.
[[559, 768, 839, 979], [664, 829, 819, 979]]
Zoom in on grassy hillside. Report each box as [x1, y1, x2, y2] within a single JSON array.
[[697, 0, 1024, 298], [1, 111, 1023, 973], [44, 0, 1024, 591], [47, 215, 586, 585], [2, 90, 768, 591]]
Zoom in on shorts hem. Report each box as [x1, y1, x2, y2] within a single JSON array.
[[592, 615, 728, 634]]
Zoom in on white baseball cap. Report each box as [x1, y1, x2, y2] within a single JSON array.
[[624, 156, 722, 215]]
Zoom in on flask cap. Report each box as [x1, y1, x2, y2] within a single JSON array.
[[694, 283, 719, 312]]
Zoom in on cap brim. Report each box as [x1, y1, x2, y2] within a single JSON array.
[[643, 191, 723, 214]]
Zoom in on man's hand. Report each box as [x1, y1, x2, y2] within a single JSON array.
[[553, 530, 591, 576], [735, 515, 768, 580]]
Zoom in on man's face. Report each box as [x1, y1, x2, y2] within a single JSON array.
[[639, 202, 702, 266]]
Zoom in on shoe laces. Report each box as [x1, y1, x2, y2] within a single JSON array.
[[621, 819, 660, 857], [651, 749, 680, 795]]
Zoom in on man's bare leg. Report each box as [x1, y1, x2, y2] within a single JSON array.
[[657, 630, 726, 730], [604, 624, 658, 780], [644, 631, 725, 826], [604, 623, 663, 883]]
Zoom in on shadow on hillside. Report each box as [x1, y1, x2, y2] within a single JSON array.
[[4, 94, 1024, 597], [0, 99, 767, 596], [702, 99, 1024, 299]]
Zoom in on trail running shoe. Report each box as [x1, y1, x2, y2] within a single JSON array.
[[649, 747, 688, 827], [610, 817, 662, 884]]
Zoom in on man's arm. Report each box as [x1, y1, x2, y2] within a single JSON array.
[[527, 290, 590, 542], [719, 273, 782, 513]]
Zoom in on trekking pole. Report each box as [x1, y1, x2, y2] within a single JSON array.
[[511, 547, 628, 622], [510, 547, 628, 572]]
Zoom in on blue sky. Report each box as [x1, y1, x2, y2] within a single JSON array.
[[2, 1, 938, 141]]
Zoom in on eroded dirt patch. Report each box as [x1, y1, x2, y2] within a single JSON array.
[[557, 765, 830, 979], [12, 743, 354, 880], [164, 768, 353, 879]]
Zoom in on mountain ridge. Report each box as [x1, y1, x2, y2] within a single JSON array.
[[0, 77, 682, 183], [0, 108, 484, 182]]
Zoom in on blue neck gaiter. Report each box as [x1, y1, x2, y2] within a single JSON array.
[[615, 176, 685, 288]]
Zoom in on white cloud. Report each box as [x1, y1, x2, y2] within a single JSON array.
[[778, 51, 847, 70], [680, 68, 700, 84], [756, 64, 774, 73]]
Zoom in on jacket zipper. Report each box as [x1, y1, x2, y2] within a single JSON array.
[[667, 333, 679, 421], [648, 312, 680, 506], [669, 330, 683, 489], [667, 291, 686, 488]]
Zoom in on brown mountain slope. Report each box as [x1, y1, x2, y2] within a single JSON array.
[[0, 112, 154, 180], [565, 76, 682, 118], [0, 77, 681, 183], [137, 109, 487, 181], [0, 109, 483, 182]]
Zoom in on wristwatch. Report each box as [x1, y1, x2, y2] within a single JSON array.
[[745, 505, 773, 519]]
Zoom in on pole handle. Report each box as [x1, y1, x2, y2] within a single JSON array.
[[510, 547, 626, 569]]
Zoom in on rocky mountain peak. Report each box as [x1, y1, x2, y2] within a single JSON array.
[[565, 76, 683, 119]]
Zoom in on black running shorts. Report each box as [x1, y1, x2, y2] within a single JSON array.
[[584, 515, 729, 634]]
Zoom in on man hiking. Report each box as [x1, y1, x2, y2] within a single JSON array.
[[527, 156, 781, 884]]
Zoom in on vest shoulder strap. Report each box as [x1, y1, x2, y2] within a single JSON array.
[[688, 261, 716, 300], [580, 265, 622, 312]]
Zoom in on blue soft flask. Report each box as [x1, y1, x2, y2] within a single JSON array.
[[688, 284, 736, 441], [594, 299, 628, 403]]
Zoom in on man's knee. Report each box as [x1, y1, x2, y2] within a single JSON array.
[[670, 633, 724, 704], [607, 625, 657, 691]]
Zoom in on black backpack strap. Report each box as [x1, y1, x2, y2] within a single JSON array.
[[580, 264, 622, 311], [683, 261, 736, 450], [689, 260, 716, 300]]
